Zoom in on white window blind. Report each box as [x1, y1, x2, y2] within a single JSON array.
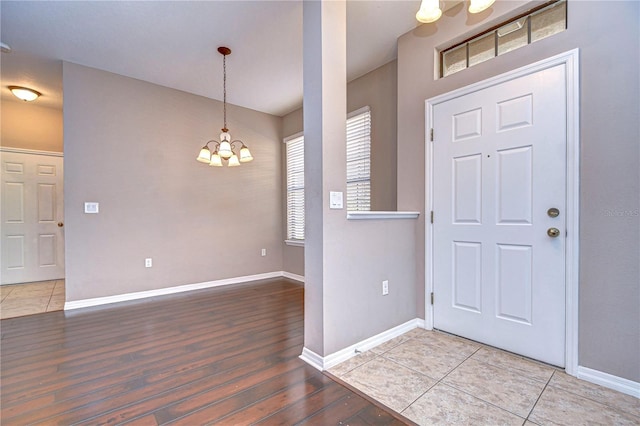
[[285, 134, 305, 241], [346, 107, 371, 211]]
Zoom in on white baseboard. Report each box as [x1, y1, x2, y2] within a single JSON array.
[[299, 347, 324, 371], [298, 318, 424, 371], [576, 366, 640, 398], [282, 271, 305, 283], [64, 271, 302, 311]]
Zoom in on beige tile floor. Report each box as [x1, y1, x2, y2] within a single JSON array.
[[329, 328, 640, 425], [0, 280, 65, 319]]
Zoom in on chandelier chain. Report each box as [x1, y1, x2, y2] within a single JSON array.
[[223, 53, 227, 130]]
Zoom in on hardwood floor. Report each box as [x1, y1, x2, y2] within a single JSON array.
[[0, 278, 409, 425]]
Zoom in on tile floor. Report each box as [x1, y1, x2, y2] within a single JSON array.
[[329, 328, 640, 425], [0, 280, 65, 319]]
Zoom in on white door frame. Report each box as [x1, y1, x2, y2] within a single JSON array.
[[424, 49, 580, 376]]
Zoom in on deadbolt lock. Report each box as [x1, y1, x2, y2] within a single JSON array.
[[547, 208, 560, 218], [547, 227, 560, 238]]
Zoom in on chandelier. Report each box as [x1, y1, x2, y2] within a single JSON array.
[[197, 47, 253, 167], [416, 0, 495, 23]]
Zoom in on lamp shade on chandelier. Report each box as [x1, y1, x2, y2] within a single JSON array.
[[416, 0, 495, 23], [196, 47, 253, 167]]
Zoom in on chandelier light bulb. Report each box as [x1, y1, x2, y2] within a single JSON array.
[[209, 151, 223, 167], [416, 0, 442, 23], [468, 0, 495, 14], [218, 140, 233, 159], [239, 145, 253, 163], [227, 154, 241, 167], [197, 146, 211, 163]]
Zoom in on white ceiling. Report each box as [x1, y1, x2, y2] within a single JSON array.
[[0, 0, 424, 117]]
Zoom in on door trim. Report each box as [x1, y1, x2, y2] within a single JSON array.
[[0, 147, 64, 157], [424, 49, 580, 375]]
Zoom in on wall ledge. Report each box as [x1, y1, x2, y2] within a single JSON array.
[[285, 239, 305, 247], [64, 271, 303, 311], [347, 211, 420, 220]]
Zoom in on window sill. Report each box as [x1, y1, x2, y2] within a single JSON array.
[[285, 239, 305, 247], [346, 211, 420, 220]]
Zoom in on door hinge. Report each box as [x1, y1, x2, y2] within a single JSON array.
[[430, 292, 434, 305], [430, 128, 434, 141], [430, 211, 434, 224]]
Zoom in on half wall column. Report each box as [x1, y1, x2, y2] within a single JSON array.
[[302, 0, 347, 360]]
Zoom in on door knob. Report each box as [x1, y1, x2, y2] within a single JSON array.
[[547, 227, 560, 238], [58, 222, 64, 227]]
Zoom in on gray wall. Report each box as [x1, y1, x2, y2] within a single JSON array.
[[282, 59, 399, 278], [323, 219, 418, 354], [397, 1, 639, 382], [63, 62, 284, 301], [1, 99, 63, 152], [347, 60, 397, 212]]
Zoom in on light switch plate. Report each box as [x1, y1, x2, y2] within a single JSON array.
[[84, 202, 99, 214], [329, 191, 343, 209]]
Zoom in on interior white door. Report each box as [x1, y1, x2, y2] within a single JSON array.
[[432, 64, 567, 366], [1, 151, 64, 284]]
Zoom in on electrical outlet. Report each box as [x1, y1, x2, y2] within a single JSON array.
[[261, 248, 267, 257], [145, 258, 152, 268], [382, 280, 389, 295]]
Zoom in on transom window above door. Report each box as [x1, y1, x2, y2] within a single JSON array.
[[440, 0, 567, 78]]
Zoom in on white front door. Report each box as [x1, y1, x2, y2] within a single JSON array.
[[431, 64, 567, 367], [1, 151, 64, 284]]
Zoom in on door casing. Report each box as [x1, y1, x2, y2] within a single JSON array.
[[424, 49, 580, 375]]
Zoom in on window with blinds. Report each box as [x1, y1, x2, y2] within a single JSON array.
[[285, 133, 305, 242], [346, 107, 371, 211]]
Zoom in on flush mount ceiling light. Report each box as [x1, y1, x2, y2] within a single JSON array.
[[196, 47, 253, 168], [9, 86, 41, 102], [416, 0, 495, 23]]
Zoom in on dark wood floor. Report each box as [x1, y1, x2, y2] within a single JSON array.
[[1, 278, 408, 425]]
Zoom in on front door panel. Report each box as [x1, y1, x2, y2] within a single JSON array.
[[432, 64, 567, 366]]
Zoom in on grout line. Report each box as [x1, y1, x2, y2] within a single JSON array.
[[388, 332, 484, 414], [440, 345, 543, 421], [541, 373, 640, 419], [525, 369, 555, 422], [46, 284, 55, 312], [383, 332, 532, 422]]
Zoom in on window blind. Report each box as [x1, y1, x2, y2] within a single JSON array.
[[285, 134, 305, 241], [346, 107, 371, 211]]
